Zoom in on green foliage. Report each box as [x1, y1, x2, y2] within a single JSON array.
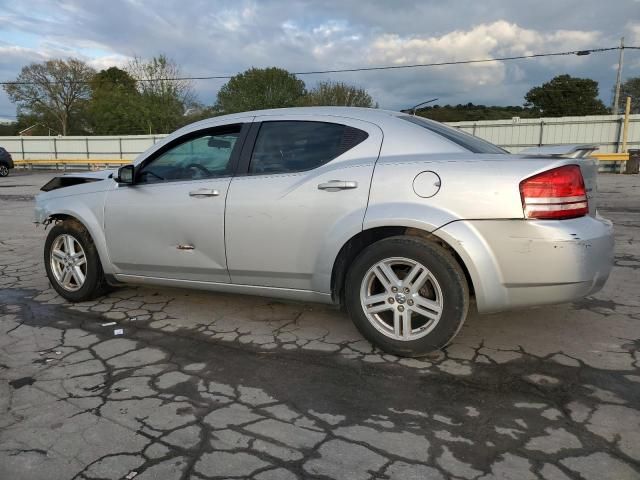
[[14, 111, 60, 135], [89, 67, 142, 134], [0, 123, 19, 136], [178, 106, 221, 128], [303, 81, 375, 107], [525, 74, 608, 117], [127, 55, 196, 134], [216, 67, 306, 113], [415, 103, 536, 122], [619, 77, 640, 114], [2, 58, 95, 135]]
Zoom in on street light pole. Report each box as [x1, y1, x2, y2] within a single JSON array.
[[612, 37, 625, 114], [409, 98, 439, 116]]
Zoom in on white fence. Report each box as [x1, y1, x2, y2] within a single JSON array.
[[1, 114, 638, 160], [0, 134, 168, 161], [448, 114, 640, 154]]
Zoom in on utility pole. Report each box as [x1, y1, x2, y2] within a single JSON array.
[[612, 37, 624, 114], [622, 96, 631, 153]]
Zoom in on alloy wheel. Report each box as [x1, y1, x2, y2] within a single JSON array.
[[360, 257, 444, 341], [50, 234, 87, 292], [0, 165, 8, 177]]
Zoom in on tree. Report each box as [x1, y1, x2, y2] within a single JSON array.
[[178, 105, 220, 127], [88, 67, 142, 134], [3, 58, 95, 135], [0, 123, 18, 136], [415, 103, 536, 122], [303, 81, 375, 107], [14, 111, 61, 135], [525, 74, 608, 117], [618, 77, 640, 114], [127, 55, 196, 133], [216, 67, 306, 114]]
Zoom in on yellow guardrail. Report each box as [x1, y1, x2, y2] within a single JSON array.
[[591, 153, 629, 162], [15, 159, 131, 171]]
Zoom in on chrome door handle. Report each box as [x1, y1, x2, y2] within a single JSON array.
[[317, 180, 358, 191], [189, 188, 220, 197]]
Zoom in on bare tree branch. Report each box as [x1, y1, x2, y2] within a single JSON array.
[[3, 59, 95, 135]]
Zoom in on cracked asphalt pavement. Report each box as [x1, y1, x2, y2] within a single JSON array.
[[1, 171, 639, 480]]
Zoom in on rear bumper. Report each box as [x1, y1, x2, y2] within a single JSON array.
[[435, 215, 614, 313]]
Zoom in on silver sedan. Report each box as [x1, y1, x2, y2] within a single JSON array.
[[35, 107, 614, 356]]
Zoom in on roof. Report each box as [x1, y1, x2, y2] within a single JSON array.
[[199, 107, 401, 124]]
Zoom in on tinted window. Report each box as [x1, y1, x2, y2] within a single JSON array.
[[139, 126, 241, 182], [249, 121, 368, 174], [400, 115, 506, 154]]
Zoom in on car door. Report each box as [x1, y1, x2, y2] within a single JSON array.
[[225, 115, 383, 292], [104, 123, 248, 283]]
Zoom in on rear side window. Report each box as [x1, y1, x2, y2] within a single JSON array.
[[400, 115, 506, 154], [249, 121, 368, 174]]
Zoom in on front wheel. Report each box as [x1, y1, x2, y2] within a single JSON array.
[[0, 164, 9, 177], [44, 219, 109, 302], [345, 236, 469, 357]]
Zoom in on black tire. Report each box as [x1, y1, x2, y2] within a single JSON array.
[[44, 219, 110, 302], [0, 164, 9, 177], [345, 235, 469, 357]]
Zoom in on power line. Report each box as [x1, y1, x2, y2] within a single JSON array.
[[1, 46, 638, 86], [290, 47, 637, 75]]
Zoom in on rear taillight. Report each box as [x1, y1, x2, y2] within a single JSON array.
[[519, 165, 588, 220]]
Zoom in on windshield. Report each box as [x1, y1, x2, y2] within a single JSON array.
[[399, 115, 507, 154]]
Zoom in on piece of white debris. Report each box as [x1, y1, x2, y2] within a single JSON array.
[[125, 471, 138, 479], [55, 351, 62, 355], [102, 321, 117, 326], [130, 317, 137, 322], [114, 329, 124, 336], [45, 358, 55, 363]]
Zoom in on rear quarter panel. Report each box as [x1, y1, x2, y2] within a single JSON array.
[[363, 152, 606, 312], [365, 154, 594, 229]]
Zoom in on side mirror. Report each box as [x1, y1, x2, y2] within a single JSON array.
[[116, 165, 134, 185]]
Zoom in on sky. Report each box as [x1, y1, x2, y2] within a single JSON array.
[[1, 0, 639, 123]]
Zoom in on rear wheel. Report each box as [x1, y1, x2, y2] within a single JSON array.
[[0, 164, 9, 177], [345, 236, 469, 357], [44, 219, 109, 302]]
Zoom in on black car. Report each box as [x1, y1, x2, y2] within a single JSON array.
[[0, 147, 14, 177]]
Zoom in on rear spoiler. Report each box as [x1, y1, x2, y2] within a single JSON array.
[[520, 144, 599, 158]]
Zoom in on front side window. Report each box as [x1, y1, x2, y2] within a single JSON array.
[[139, 126, 241, 182], [249, 121, 368, 174]]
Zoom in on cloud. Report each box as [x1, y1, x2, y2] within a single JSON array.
[[87, 54, 133, 71], [627, 22, 640, 46], [361, 21, 602, 96], [0, 0, 638, 117]]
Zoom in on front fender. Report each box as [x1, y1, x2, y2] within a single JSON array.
[[35, 191, 114, 274]]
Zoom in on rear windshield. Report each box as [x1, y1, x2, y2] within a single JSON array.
[[399, 115, 506, 154]]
